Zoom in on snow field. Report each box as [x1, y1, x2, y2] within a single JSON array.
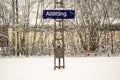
[[0, 57, 120, 80]]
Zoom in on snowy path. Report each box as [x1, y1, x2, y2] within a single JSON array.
[[0, 57, 120, 80]]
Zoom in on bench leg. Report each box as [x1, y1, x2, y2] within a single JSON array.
[[63, 57, 65, 69], [59, 58, 60, 69], [54, 58, 56, 70]]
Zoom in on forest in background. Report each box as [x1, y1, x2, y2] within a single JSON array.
[[0, 0, 120, 57]]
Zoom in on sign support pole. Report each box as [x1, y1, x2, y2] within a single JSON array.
[[54, 0, 65, 70], [43, 0, 75, 70]]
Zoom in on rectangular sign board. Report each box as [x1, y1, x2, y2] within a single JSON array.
[[43, 10, 75, 19]]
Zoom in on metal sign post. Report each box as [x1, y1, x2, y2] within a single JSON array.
[[43, 0, 75, 70], [53, 0, 65, 70]]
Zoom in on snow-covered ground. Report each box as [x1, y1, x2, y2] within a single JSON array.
[[0, 57, 120, 80]]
